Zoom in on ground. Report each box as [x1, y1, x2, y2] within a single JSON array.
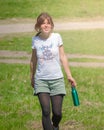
[[0, 19, 104, 129], [0, 19, 104, 67], [0, 50, 104, 67]]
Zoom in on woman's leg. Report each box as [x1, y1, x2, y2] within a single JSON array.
[[51, 95, 64, 128], [38, 93, 53, 130]]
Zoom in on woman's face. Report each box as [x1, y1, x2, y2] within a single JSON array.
[[40, 19, 52, 35]]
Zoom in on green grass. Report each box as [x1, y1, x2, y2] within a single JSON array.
[[63, 66, 104, 129], [69, 58, 104, 63], [0, 1, 104, 129], [0, 0, 104, 19], [0, 29, 104, 55], [60, 30, 104, 55], [0, 64, 104, 130], [0, 33, 32, 53], [0, 31, 104, 129], [0, 64, 41, 130]]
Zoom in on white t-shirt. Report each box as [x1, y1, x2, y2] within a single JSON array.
[[32, 33, 64, 80]]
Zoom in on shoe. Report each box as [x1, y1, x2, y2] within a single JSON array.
[[53, 126, 59, 130]]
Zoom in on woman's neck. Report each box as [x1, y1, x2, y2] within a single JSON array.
[[39, 32, 52, 40]]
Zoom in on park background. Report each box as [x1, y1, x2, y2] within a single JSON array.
[[0, 0, 104, 130]]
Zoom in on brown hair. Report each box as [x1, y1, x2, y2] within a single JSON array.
[[35, 12, 54, 34]]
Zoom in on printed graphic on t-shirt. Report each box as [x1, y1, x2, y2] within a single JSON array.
[[39, 44, 54, 61]]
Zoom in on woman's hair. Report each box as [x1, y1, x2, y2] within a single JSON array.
[[35, 12, 54, 35]]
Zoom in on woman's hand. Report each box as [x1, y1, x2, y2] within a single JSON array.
[[68, 76, 77, 87]]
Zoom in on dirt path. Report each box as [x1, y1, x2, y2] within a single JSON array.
[[0, 50, 104, 67], [0, 20, 104, 35]]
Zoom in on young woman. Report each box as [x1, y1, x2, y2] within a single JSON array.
[[30, 12, 76, 130]]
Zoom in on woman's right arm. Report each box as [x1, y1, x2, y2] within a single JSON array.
[[30, 49, 37, 88]]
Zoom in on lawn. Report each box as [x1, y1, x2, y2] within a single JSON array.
[[0, 63, 104, 130], [0, 30, 104, 129], [0, 0, 104, 20], [0, 29, 104, 55], [0, 29, 104, 129], [0, 1, 104, 128]]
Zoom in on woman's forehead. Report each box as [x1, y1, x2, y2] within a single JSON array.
[[42, 18, 51, 23]]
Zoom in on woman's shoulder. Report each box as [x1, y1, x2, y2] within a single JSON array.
[[52, 32, 60, 36], [52, 32, 61, 38], [32, 35, 39, 41]]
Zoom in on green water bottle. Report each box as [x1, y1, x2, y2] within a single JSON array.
[[71, 86, 80, 106]]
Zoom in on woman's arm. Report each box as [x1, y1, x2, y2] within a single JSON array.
[[59, 45, 76, 86], [30, 49, 37, 88]]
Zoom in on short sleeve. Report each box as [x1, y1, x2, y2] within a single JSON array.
[[57, 33, 63, 46]]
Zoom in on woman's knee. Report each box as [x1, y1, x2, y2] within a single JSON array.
[[53, 111, 62, 119], [42, 107, 50, 117], [52, 112, 62, 127]]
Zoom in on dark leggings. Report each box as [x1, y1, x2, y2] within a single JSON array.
[[38, 93, 64, 130]]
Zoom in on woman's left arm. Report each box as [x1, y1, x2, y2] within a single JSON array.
[[59, 45, 76, 86]]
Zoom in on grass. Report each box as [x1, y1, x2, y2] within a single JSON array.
[[0, 31, 104, 129], [0, 64, 104, 130], [0, 0, 104, 129], [60, 29, 104, 55], [64, 67, 104, 129], [0, 29, 104, 55], [0, 33, 32, 53], [69, 58, 104, 63], [0, 0, 104, 20], [0, 56, 28, 60], [0, 64, 41, 130]]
